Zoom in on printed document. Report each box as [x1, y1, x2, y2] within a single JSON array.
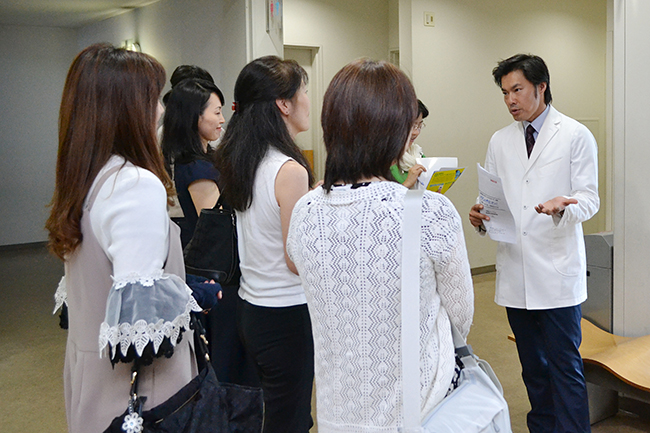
[[416, 157, 464, 194], [477, 163, 516, 244]]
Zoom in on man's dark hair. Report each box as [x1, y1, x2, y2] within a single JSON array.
[[492, 54, 552, 105]]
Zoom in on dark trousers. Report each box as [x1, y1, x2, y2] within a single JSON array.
[[507, 305, 591, 433], [237, 298, 314, 433], [204, 283, 260, 386]]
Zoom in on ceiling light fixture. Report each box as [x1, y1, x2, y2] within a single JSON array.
[[121, 39, 141, 52]]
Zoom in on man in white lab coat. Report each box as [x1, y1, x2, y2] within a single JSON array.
[[469, 54, 599, 433]]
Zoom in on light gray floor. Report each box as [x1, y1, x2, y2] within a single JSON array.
[[0, 243, 67, 432], [468, 272, 650, 433], [1, 244, 648, 432]]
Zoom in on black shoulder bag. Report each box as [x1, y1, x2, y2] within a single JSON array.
[[104, 315, 264, 433], [184, 195, 241, 286]]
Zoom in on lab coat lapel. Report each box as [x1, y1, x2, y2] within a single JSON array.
[[515, 124, 529, 170], [525, 106, 560, 173]]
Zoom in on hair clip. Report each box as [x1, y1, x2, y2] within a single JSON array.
[[232, 102, 239, 113]]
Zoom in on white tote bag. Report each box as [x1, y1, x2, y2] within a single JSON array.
[[400, 189, 512, 433]]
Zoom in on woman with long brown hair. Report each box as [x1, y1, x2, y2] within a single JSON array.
[[47, 43, 200, 432]]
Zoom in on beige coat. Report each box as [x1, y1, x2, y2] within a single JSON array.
[[63, 166, 197, 433]]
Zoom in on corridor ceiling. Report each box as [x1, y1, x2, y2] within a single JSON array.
[[0, 0, 160, 28]]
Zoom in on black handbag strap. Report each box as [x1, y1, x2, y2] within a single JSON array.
[[190, 313, 211, 364], [212, 192, 234, 212], [129, 314, 210, 413]]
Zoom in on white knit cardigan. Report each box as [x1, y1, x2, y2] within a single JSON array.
[[287, 181, 474, 433]]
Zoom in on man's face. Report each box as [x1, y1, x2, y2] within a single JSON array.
[[500, 70, 547, 122]]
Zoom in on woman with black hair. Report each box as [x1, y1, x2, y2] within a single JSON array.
[[162, 78, 224, 247], [162, 64, 214, 105], [162, 78, 258, 387], [214, 55, 315, 433]]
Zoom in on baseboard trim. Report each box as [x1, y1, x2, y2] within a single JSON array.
[[471, 265, 496, 275], [0, 241, 48, 253]]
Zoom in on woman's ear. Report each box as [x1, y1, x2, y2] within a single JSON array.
[[276, 98, 291, 116]]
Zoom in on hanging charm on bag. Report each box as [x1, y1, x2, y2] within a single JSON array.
[[121, 412, 143, 433], [122, 370, 144, 433]]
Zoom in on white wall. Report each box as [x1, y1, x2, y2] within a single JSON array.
[[248, 0, 284, 60], [398, 0, 413, 77], [76, 10, 136, 50], [0, 25, 77, 245], [0, 0, 264, 247], [284, 0, 390, 180], [77, 0, 239, 107], [76, 0, 277, 126], [406, 0, 608, 268], [221, 0, 249, 105], [388, 0, 399, 53], [285, 0, 390, 84], [612, 0, 650, 336]]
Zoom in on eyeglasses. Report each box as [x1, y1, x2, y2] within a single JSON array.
[[412, 121, 426, 131]]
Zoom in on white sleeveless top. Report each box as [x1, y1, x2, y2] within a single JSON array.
[[237, 148, 306, 307]]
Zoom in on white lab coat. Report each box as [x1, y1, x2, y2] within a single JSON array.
[[483, 105, 599, 310]]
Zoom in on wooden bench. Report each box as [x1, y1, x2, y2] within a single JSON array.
[[508, 318, 650, 423], [579, 318, 650, 393]]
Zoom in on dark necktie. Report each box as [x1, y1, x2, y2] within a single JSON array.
[[525, 124, 536, 158]]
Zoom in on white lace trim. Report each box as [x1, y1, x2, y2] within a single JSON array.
[[53, 276, 67, 314], [112, 269, 165, 290], [98, 277, 202, 358]]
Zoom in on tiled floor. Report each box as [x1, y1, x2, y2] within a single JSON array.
[[1, 244, 648, 432]]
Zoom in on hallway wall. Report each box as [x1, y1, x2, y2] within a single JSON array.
[[611, 0, 650, 336], [0, 25, 77, 245], [284, 0, 390, 181], [285, 0, 390, 77], [0, 0, 257, 247], [76, 0, 244, 110]]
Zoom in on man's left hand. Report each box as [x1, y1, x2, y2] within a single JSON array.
[[535, 196, 578, 216]]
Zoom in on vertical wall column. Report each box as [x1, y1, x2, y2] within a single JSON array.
[[611, 0, 650, 336], [398, 0, 413, 78]]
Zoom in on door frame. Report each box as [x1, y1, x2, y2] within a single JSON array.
[[284, 44, 325, 181]]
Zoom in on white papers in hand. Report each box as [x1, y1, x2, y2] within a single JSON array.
[[477, 163, 516, 244], [416, 157, 458, 190]]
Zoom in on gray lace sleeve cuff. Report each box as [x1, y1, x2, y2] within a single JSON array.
[[98, 273, 202, 360]]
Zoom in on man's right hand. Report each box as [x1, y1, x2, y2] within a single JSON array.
[[469, 203, 490, 229]]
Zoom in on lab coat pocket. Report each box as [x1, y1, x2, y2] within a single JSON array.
[[537, 157, 562, 178], [551, 226, 581, 276]]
